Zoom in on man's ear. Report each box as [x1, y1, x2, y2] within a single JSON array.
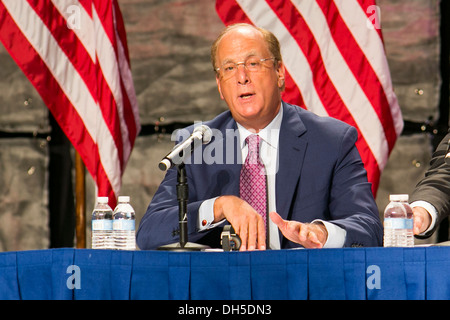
[[216, 76, 225, 100], [277, 61, 286, 91]]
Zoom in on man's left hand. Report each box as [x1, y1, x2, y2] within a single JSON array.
[[269, 211, 328, 248]]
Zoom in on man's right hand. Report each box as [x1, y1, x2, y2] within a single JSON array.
[[412, 206, 432, 235], [213, 195, 266, 251]]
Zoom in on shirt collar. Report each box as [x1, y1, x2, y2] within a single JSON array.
[[237, 103, 283, 149]]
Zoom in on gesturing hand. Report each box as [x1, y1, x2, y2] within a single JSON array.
[[269, 211, 328, 248]]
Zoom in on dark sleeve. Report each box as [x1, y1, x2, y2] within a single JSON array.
[[410, 131, 450, 238], [326, 126, 383, 247], [136, 167, 206, 250]]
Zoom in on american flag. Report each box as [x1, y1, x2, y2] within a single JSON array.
[[0, 0, 140, 208], [216, 0, 403, 196]]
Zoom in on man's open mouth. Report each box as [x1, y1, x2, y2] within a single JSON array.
[[239, 93, 254, 99]]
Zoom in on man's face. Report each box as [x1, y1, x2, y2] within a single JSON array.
[[215, 27, 285, 132]]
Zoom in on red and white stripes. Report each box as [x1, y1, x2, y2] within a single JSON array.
[[216, 0, 403, 195], [0, 0, 140, 207]]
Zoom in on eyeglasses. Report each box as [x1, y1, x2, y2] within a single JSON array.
[[215, 57, 276, 80]]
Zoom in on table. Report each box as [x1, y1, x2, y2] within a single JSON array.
[[0, 246, 449, 300]]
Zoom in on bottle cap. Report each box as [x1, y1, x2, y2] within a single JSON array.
[[97, 197, 109, 203], [389, 194, 409, 202], [118, 196, 130, 203]]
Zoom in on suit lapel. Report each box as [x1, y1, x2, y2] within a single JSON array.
[[224, 121, 242, 196], [207, 113, 241, 196], [275, 102, 308, 221]]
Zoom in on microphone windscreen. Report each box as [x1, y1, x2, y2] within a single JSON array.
[[194, 125, 212, 144]]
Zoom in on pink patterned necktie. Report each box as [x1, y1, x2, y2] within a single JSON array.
[[240, 134, 267, 225]]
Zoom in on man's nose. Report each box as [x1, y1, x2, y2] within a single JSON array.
[[236, 63, 250, 84]]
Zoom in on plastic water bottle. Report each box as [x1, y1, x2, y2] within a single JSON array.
[[396, 194, 414, 247], [91, 197, 113, 249], [383, 194, 410, 247], [113, 196, 136, 250]]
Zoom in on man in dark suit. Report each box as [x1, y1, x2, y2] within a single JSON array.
[[410, 131, 450, 238], [136, 23, 382, 251]]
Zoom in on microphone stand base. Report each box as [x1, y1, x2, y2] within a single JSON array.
[[158, 242, 210, 252]]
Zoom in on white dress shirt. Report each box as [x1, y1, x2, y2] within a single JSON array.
[[197, 104, 346, 249]]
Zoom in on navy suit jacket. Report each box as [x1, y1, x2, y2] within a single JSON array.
[[137, 102, 383, 249]]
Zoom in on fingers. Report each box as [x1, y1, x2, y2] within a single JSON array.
[[412, 207, 431, 235], [257, 218, 266, 250], [269, 211, 283, 226], [298, 222, 309, 242], [412, 207, 424, 235], [246, 216, 257, 251], [215, 196, 266, 251], [270, 211, 302, 244], [238, 214, 266, 251], [218, 198, 327, 250], [270, 211, 299, 237], [413, 216, 422, 235], [296, 225, 323, 248], [269, 211, 326, 249], [301, 229, 323, 248]]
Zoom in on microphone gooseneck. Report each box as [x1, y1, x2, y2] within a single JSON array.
[[158, 124, 212, 171]]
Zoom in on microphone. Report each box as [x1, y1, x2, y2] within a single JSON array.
[[159, 124, 212, 171], [445, 139, 450, 165]]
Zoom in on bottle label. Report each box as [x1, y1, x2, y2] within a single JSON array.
[[113, 219, 135, 231], [405, 218, 413, 229], [92, 220, 113, 231], [384, 218, 412, 229]]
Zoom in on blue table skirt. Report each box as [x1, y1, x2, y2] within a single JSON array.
[[0, 247, 449, 300]]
